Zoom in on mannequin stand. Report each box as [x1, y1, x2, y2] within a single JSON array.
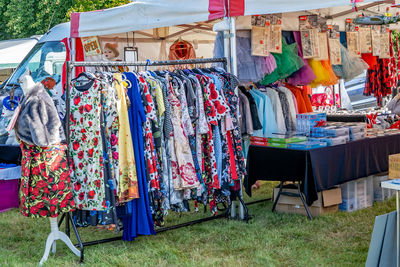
[[39, 214, 83, 266]]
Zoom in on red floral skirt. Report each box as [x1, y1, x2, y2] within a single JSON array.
[[19, 141, 75, 218]]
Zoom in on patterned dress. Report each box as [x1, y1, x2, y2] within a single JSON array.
[[69, 79, 106, 210], [138, 76, 160, 190], [19, 142, 75, 218], [114, 73, 139, 202], [167, 77, 199, 190]]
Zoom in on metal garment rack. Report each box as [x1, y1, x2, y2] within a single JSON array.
[[63, 57, 249, 262]]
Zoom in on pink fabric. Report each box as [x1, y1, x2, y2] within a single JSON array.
[[209, 0, 226, 20], [70, 13, 80, 38], [288, 31, 317, 86], [0, 179, 19, 212], [227, 0, 245, 17]]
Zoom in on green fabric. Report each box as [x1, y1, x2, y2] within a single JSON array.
[[261, 39, 304, 85]]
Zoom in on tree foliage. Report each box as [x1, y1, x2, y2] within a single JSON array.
[[0, 0, 129, 40]]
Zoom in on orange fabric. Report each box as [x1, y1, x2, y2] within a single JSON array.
[[286, 84, 307, 114], [168, 40, 196, 60], [361, 53, 378, 68], [301, 88, 313, 112]]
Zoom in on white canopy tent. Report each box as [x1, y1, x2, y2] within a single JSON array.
[[0, 37, 40, 70], [71, 0, 388, 38], [70, 0, 389, 73]]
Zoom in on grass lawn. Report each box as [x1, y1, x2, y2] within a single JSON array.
[[0, 181, 395, 267]]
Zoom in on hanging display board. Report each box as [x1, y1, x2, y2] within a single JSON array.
[[315, 32, 329, 61], [345, 19, 361, 57], [328, 25, 341, 65], [380, 26, 391, 59], [359, 26, 372, 54], [251, 26, 270, 56], [299, 15, 327, 59], [251, 15, 270, 56], [371, 25, 381, 57], [82, 36, 102, 57], [266, 14, 282, 54]]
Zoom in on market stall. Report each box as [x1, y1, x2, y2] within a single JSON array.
[[5, 0, 400, 265]]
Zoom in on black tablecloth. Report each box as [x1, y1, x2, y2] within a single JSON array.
[[245, 134, 400, 205], [327, 114, 367, 123], [0, 145, 21, 164]]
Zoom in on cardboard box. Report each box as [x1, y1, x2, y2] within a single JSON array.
[[267, 143, 287, 148], [250, 140, 269, 147], [389, 154, 400, 179], [250, 136, 269, 142], [273, 186, 342, 217], [275, 203, 339, 217], [287, 141, 327, 150], [268, 134, 307, 144]]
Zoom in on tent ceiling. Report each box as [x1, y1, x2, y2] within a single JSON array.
[[71, 0, 389, 38]]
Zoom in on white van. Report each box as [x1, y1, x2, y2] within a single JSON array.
[[0, 23, 70, 95]]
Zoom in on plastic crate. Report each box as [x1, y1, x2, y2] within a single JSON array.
[[373, 174, 396, 202], [339, 177, 373, 211], [0, 179, 19, 212], [0, 165, 21, 213]]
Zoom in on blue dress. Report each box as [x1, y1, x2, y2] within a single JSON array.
[[249, 90, 264, 137], [121, 72, 155, 241], [251, 89, 278, 137]]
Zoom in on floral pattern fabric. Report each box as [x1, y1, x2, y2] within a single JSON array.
[[69, 80, 106, 210], [101, 75, 120, 196], [167, 78, 199, 190], [20, 141, 75, 218], [138, 76, 160, 190], [114, 73, 139, 202]]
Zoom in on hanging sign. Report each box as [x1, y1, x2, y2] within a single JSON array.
[[299, 15, 321, 59], [251, 15, 268, 27], [329, 39, 342, 65], [266, 14, 282, 54], [359, 26, 372, 53], [315, 32, 329, 60], [82, 36, 102, 57], [371, 25, 381, 56], [328, 25, 342, 65], [380, 26, 391, 59], [346, 19, 361, 57], [251, 26, 270, 56]]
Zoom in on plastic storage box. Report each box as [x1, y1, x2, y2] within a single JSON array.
[[339, 176, 373, 211], [373, 173, 395, 201], [0, 165, 21, 213]]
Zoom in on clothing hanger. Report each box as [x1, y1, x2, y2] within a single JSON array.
[[71, 72, 96, 82]]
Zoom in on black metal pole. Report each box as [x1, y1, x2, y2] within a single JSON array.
[[70, 57, 227, 68]]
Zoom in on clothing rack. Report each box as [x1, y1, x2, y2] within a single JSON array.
[[64, 57, 249, 263]]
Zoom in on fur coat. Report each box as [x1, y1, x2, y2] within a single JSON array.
[[15, 83, 61, 147]]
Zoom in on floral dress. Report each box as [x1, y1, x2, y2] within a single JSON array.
[[138, 76, 160, 190], [69, 79, 107, 210], [167, 77, 199, 190], [114, 73, 139, 202], [101, 76, 120, 196], [19, 141, 75, 218], [198, 75, 220, 190]]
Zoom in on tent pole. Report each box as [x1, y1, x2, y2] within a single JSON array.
[[223, 17, 231, 72], [229, 18, 237, 77], [229, 17, 245, 220]]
